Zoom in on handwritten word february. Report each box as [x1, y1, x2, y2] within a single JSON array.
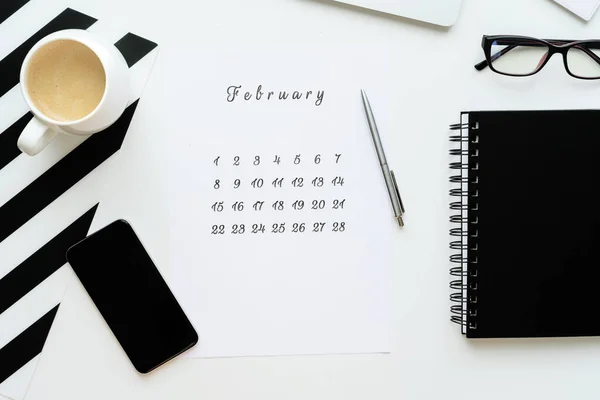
[[226, 85, 325, 107]]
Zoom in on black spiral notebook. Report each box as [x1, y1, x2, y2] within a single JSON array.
[[449, 110, 600, 339]]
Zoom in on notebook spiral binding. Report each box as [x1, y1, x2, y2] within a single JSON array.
[[449, 117, 479, 331]]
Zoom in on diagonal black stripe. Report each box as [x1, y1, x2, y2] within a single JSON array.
[[0, 305, 58, 384], [0, 100, 138, 245], [0, 0, 29, 25], [115, 32, 158, 67], [0, 205, 97, 315], [0, 8, 96, 98], [0, 112, 32, 170]]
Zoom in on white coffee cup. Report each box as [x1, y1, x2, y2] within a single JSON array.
[[18, 29, 130, 156]]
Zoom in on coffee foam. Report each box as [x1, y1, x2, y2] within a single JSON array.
[[26, 39, 106, 122]]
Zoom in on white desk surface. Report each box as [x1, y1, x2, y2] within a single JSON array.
[[13, 0, 600, 399]]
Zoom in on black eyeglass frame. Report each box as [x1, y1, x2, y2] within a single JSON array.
[[475, 35, 600, 80]]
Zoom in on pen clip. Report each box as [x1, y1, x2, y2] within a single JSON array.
[[390, 170, 405, 214]]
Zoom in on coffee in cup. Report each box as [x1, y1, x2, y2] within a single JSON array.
[[26, 39, 106, 122]]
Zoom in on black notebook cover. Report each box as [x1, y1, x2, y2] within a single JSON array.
[[450, 110, 600, 339]]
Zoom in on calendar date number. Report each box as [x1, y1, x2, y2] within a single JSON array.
[[211, 222, 346, 235]]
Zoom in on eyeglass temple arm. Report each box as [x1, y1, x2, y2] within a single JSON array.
[[474, 44, 516, 70], [573, 43, 600, 65], [474, 39, 600, 71]]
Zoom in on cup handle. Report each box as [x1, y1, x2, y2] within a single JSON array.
[[17, 117, 57, 156]]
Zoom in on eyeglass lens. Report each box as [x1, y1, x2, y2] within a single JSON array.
[[489, 40, 549, 76], [566, 45, 600, 78]]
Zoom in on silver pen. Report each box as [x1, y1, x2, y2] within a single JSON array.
[[361, 89, 405, 228]]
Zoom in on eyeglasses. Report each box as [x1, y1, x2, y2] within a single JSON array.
[[475, 35, 600, 79]]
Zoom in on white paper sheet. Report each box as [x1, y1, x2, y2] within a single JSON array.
[[553, 0, 600, 20], [169, 47, 395, 358]]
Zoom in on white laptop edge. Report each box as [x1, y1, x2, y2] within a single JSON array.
[[331, 0, 463, 27]]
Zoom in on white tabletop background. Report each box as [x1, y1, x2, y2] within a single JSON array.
[[8, 0, 600, 398]]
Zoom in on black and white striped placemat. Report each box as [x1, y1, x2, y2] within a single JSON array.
[[0, 2, 158, 399]]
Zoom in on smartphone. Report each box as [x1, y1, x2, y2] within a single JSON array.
[[66, 220, 198, 373]]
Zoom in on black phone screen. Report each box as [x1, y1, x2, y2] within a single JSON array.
[[66, 220, 197, 373]]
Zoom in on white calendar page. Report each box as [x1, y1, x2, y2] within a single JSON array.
[[168, 47, 396, 357]]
